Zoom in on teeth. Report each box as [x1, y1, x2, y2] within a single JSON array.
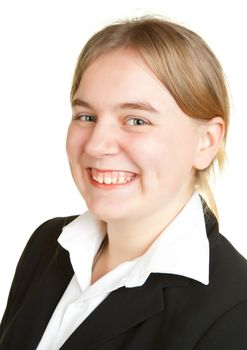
[[118, 177, 126, 184], [104, 177, 112, 184], [97, 176, 104, 184], [91, 169, 135, 185]]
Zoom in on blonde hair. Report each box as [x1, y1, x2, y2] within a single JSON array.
[[70, 15, 230, 218]]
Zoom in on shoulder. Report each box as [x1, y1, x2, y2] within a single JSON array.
[[191, 233, 247, 349], [28, 215, 78, 244], [202, 205, 247, 299], [23, 215, 78, 252], [169, 213, 247, 348], [196, 230, 247, 313], [194, 297, 247, 349], [13, 215, 79, 277], [0, 215, 78, 335], [209, 232, 247, 295], [9, 214, 79, 274], [11, 215, 78, 268]]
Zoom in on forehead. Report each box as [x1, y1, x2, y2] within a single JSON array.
[[74, 47, 172, 110]]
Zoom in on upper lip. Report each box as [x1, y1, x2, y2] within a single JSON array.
[[88, 167, 138, 174]]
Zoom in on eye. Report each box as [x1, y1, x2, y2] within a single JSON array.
[[76, 114, 97, 122], [125, 117, 149, 126]]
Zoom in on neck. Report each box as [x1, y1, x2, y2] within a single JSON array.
[[104, 190, 194, 265]]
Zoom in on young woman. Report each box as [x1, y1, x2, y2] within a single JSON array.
[[1, 15, 247, 350]]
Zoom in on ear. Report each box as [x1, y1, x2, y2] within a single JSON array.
[[193, 117, 225, 170]]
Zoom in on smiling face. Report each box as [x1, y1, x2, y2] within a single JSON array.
[[66, 47, 203, 223]]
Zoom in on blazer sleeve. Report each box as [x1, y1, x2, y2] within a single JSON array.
[[0, 217, 68, 340], [194, 298, 247, 350]]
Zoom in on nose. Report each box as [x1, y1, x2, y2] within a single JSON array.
[[84, 122, 120, 158]]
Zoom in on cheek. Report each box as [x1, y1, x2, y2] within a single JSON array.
[[125, 128, 197, 179], [123, 132, 170, 174], [158, 131, 199, 192], [66, 124, 87, 162]]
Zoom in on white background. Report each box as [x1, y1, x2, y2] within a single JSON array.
[[0, 0, 246, 319]]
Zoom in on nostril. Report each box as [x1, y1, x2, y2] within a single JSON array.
[[84, 136, 120, 157]]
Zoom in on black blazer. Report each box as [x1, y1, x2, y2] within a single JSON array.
[[1, 207, 247, 350]]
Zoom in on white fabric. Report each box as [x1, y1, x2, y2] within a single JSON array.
[[36, 192, 209, 350]]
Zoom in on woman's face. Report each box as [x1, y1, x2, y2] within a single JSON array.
[[66, 47, 202, 222]]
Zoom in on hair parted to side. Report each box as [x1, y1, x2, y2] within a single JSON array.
[[70, 15, 230, 219]]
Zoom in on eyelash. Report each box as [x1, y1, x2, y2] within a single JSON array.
[[126, 118, 149, 126], [77, 115, 96, 122], [75, 114, 150, 126]]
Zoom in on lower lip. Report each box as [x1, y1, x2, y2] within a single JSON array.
[[86, 169, 138, 190]]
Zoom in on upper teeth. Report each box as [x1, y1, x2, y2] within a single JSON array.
[[91, 169, 135, 185]]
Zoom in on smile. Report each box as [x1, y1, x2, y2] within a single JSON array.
[[89, 168, 137, 185]]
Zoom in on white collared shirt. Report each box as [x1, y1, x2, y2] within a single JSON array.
[[36, 192, 209, 350]]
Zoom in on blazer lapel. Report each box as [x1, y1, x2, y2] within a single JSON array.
[[4, 244, 73, 350], [61, 274, 188, 349]]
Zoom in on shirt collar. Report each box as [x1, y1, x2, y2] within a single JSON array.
[[125, 192, 209, 286], [58, 211, 107, 289], [58, 191, 209, 290]]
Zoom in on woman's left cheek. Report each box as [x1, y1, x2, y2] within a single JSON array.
[[132, 135, 168, 167]]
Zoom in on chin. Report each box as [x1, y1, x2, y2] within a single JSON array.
[[86, 200, 132, 222]]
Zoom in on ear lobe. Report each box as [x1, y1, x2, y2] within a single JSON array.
[[193, 117, 225, 170]]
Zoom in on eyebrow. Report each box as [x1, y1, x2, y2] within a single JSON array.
[[71, 98, 160, 114]]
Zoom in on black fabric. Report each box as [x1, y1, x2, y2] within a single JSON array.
[[1, 208, 247, 349]]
